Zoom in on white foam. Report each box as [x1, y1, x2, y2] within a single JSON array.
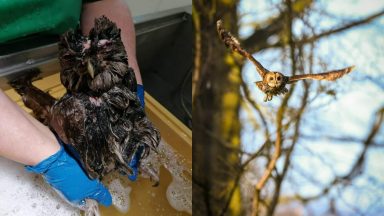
[[108, 178, 131, 213], [166, 175, 192, 214], [0, 157, 80, 216], [157, 141, 192, 215], [0, 140, 192, 215]]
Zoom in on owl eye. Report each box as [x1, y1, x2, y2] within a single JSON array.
[[277, 76, 281, 81], [269, 77, 274, 81]]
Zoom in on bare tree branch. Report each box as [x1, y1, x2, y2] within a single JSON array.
[[192, 4, 202, 104], [271, 9, 384, 48], [267, 45, 311, 215], [251, 1, 299, 214], [243, 5, 384, 52], [240, 79, 270, 140], [301, 134, 382, 147], [294, 107, 384, 203], [242, 0, 314, 51], [296, 9, 384, 45]]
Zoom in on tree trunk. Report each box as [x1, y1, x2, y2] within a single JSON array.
[[193, 1, 242, 215]]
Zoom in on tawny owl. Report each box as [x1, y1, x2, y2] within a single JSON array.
[[216, 20, 355, 102], [11, 16, 160, 182]]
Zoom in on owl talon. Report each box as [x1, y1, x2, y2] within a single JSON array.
[[263, 94, 273, 102]]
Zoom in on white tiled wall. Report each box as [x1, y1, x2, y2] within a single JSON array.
[[124, 0, 191, 17]]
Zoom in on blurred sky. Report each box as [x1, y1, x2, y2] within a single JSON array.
[[237, 0, 384, 215]]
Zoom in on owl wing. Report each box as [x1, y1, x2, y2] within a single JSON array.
[[50, 94, 105, 179], [9, 69, 56, 125], [288, 66, 355, 84], [216, 20, 269, 78]]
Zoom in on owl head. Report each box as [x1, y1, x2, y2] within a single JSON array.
[[86, 16, 135, 94], [58, 27, 90, 92], [59, 16, 135, 94], [263, 72, 284, 88]]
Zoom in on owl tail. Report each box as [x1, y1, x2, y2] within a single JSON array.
[[9, 69, 56, 125]]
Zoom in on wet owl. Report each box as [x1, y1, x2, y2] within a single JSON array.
[[11, 16, 161, 181], [216, 20, 355, 101]]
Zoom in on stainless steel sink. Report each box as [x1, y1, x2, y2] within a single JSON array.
[[136, 10, 192, 129], [0, 6, 192, 128]]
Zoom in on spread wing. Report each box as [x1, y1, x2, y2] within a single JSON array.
[[288, 66, 355, 84], [216, 19, 269, 78]]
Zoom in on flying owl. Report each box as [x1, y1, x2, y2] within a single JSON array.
[[216, 20, 355, 101], [11, 16, 160, 182]]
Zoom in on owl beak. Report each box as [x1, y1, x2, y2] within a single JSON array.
[[87, 59, 95, 78]]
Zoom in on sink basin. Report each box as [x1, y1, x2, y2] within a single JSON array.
[[136, 12, 192, 129], [0, 6, 192, 129], [0, 6, 192, 216]]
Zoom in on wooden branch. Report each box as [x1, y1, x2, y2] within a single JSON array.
[[297, 9, 384, 45], [342, 107, 384, 180], [242, 0, 314, 50], [301, 134, 382, 147], [240, 76, 270, 139], [243, 5, 384, 52], [241, 140, 271, 169], [267, 81, 310, 215], [192, 5, 202, 104], [295, 107, 384, 203], [270, 9, 384, 48], [251, 1, 298, 214]]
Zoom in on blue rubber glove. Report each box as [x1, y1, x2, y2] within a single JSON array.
[[25, 144, 112, 207], [127, 145, 144, 181], [23, 84, 144, 206], [125, 84, 145, 181], [137, 84, 145, 108]]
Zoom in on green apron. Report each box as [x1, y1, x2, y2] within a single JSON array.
[[0, 0, 82, 43]]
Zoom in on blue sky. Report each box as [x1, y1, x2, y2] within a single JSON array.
[[237, 0, 384, 215]]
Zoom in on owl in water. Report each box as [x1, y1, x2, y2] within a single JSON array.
[[11, 16, 160, 181], [11, 16, 161, 215], [216, 20, 355, 101]]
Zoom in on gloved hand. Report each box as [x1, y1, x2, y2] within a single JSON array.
[[23, 84, 145, 206], [126, 84, 145, 181], [127, 145, 144, 181], [137, 84, 145, 108], [25, 143, 112, 207]]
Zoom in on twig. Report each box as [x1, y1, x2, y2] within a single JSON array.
[[251, 1, 297, 214], [240, 78, 270, 140], [294, 107, 384, 203], [272, 9, 384, 48], [298, 9, 384, 45]]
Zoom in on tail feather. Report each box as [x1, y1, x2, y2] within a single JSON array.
[[8, 69, 56, 125]]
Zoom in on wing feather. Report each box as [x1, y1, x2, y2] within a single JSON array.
[[216, 19, 269, 78], [288, 66, 355, 83]]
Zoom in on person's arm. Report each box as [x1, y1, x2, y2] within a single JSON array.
[[0, 90, 59, 166], [0, 90, 112, 206], [81, 0, 143, 85]]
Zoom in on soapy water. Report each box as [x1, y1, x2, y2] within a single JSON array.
[[106, 140, 192, 215], [161, 142, 192, 215], [140, 140, 192, 215], [0, 140, 191, 215], [0, 157, 80, 215], [108, 178, 131, 213]]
